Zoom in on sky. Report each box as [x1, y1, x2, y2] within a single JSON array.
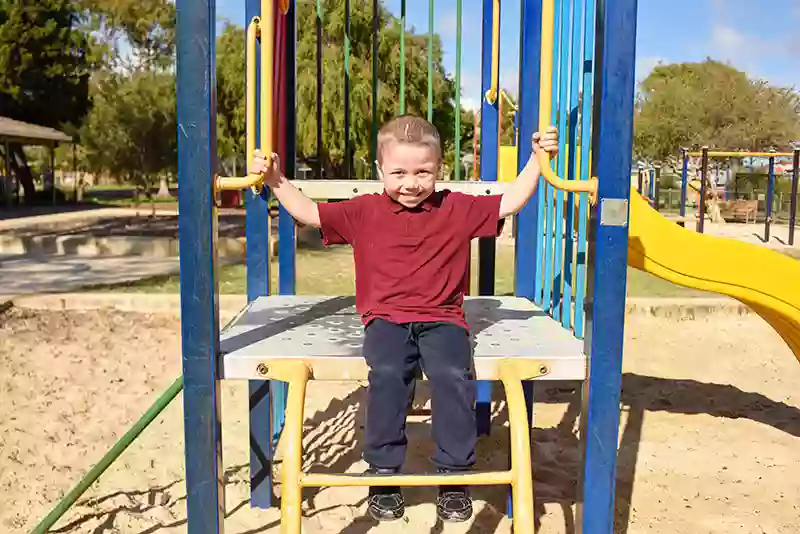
[[215, 0, 800, 110]]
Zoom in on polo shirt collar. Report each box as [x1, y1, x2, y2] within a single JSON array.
[[383, 191, 436, 213]]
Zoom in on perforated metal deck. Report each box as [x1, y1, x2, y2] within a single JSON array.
[[221, 296, 586, 381]]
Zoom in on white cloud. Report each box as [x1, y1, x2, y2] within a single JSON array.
[[439, 10, 458, 39], [710, 25, 747, 55]]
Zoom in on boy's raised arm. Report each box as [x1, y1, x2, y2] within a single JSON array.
[[252, 150, 321, 228], [498, 127, 558, 219]]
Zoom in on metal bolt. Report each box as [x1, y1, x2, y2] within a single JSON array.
[[256, 363, 269, 376], [539, 365, 548, 375]]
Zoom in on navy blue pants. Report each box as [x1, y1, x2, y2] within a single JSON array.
[[362, 318, 477, 471]]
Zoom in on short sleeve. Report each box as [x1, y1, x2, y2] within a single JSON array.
[[453, 193, 504, 239], [317, 196, 369, 245]]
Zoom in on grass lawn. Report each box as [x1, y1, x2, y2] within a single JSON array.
[[90, 243, 711, 298]]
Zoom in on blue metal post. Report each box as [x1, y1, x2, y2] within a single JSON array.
[[552, 0, 571, 322], [680, 148, 688, 217], [476, 0, 500, 437], [245, 0, 274, 510], [578, 0, 637, 532], [765, 153, 775, 243], [574, 0, 596, 340], [515, 0, 542, 303], [279, 1, 297, 296], [510, 0, 543, 518], [176, 0, 224, 531], [698, 147, 708, 234], [649, 167, 656, 202], [636, 167, 643, 193], [653, 165, 661, 211]]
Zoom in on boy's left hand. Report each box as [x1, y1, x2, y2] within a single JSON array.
[[533, 126, 558, 156]]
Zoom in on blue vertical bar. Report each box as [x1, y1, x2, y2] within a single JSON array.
[[574, 0, 596, 340], [562, 0, 584, 330], [515, 0, 542, 303], [510, 0, 543, 517], [552, 0, 571, 321], [765, 154, 775, 242], [176, 0, 224, 531], [279, 0, 297, 297], [649, 168, 655, 202], [245, 0, 274, 510], [542, 0, 562, 315], [680, 149, 688, 217], [578, 0, 637, 532], [476, 0, 500, 437]]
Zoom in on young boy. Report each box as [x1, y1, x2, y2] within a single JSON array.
[[252, 115, 558, 523]]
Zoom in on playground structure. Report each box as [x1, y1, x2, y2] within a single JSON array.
[[678, 148, 799, 242], [27, 0, 800, 534]]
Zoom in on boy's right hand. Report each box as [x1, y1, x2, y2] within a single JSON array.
[[252, 150, 281, 185]]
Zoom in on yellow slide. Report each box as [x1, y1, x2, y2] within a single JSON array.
[[627, 188, 800, 362]]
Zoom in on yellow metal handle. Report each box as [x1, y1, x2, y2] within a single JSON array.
[[484, 0, 500, 104], [216, 17, 267, 193], [538, 0, 598, 205]]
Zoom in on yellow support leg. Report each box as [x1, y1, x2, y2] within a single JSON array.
[[263, 361, 311, 534], [500, 360, 536, 533]]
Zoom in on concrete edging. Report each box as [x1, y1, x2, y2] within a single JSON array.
[[0, 234, 247, 260], [3, 293, 753, 319]]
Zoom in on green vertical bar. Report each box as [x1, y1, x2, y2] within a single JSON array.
[[427, 0, 434, 121], [344, 0, 351, 177], [400, 0, 406, 114], [454, 0, 462, 180]]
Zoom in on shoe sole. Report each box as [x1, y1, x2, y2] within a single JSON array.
[[368, 507, 405, 522], [437, 509, 473, 523]]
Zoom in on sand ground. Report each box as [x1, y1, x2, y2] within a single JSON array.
[[1, 307, 798, 534]]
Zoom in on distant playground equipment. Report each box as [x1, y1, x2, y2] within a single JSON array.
[[30, 2, 800, 534], [678, 148, 799, 243]]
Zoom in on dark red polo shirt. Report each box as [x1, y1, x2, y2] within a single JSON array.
[[317, 190, 503, 330]]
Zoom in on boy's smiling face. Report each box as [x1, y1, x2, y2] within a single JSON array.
[[378, 141, 440, 208]]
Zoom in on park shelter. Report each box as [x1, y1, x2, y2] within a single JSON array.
[[0, 116, 74, 207]]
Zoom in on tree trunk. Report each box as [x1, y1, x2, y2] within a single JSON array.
[[8, 143, 36, 204], [156, 176, 171, 199]]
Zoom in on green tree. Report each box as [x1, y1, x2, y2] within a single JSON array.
[[296, 0, 456, 176], [213, 0, 460, 178], [634, 59, 800, 166], [216, 22, 247, 174], [0, 0, 97, 202], [80, 0, 175, 69], [79, 70, 176, 206]]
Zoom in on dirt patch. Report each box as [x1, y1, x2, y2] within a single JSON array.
[[1, 309, 798, 533]]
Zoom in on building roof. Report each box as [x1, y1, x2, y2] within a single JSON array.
[[0, 116, 73, 145]]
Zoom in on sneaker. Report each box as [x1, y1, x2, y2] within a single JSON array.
[[366, 467, 404, 521], [437, 471, 473, 522]]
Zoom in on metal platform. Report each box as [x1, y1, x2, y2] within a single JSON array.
[[221, 295, 586, 381], [290, 179, 508, 200]]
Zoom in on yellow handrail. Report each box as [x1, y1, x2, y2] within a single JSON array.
[[537, 0, 598, 205], [484, 0, 500, 104], [215, 17, 266, 193], [499, 89, 518, 112]]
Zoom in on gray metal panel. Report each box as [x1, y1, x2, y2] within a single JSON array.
[[221, 296, 586, 380], [291, 180, 508, 200]]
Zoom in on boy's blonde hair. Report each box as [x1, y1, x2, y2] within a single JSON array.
[[377, 115, 442, 165]]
